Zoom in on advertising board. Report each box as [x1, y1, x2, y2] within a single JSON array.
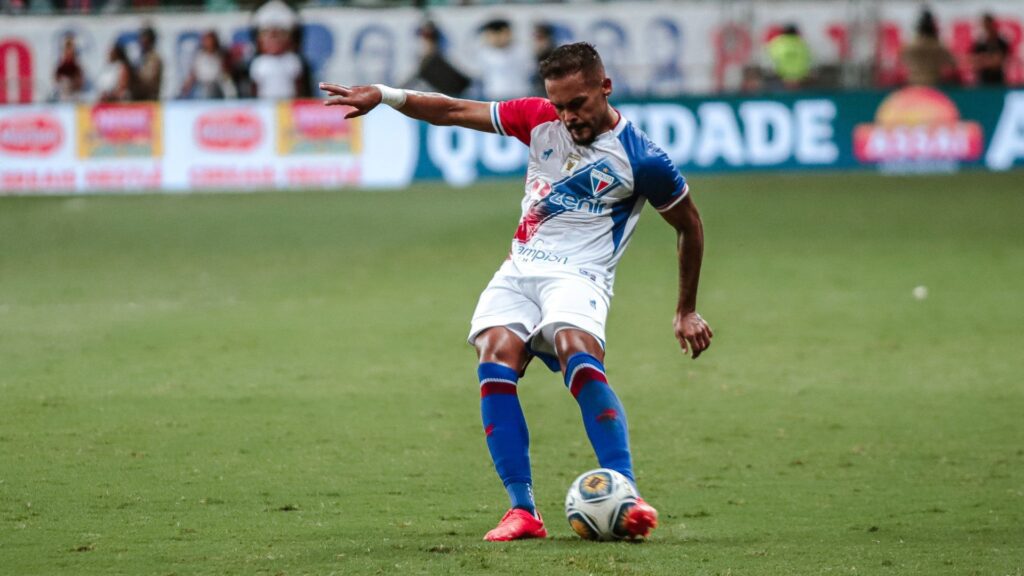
[[1, 90, 1022, 195]]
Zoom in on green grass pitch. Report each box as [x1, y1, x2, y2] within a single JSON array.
[[1, 172, 1022, 575]]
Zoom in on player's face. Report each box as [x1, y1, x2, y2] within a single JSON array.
[[546, 71, 613, 146]]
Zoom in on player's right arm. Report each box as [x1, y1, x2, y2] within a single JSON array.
[[320, 82, 495, 133]]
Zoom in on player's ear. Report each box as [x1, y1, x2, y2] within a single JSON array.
[[602, 77, 612, 97]]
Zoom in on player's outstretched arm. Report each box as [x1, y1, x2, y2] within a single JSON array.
[[321, 82, 495, 133], [659, 194, 714, 359]]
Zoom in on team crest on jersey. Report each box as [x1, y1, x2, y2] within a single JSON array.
[[590, 167, 618, 196]]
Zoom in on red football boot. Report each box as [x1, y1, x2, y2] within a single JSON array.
[[483, 508, 548, 541], [623, 498, 658, 539]]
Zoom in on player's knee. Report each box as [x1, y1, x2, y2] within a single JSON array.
[[475, 328, 528, 371], [554, 329, 604, 369]]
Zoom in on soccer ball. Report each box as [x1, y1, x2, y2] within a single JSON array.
[[564, 468, 639, 540]]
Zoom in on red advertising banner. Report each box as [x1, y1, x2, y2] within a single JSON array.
[[77, 103, 163, 159], [854, 87, 984, 167], [277, 100, 360, 156]]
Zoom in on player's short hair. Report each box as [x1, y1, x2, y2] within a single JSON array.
[[539, 42, 605, 84]]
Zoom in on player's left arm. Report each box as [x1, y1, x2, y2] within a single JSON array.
[[659, 194, 714, 359], [320, 82, 494, 132]]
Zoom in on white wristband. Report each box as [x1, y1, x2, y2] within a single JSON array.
[[373, 84, 407, 109]]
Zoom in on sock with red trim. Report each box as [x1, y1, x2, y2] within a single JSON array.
[[564, 353, 634, 483], [478, 362, 535, 514]]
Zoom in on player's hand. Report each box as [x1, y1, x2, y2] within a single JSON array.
[[320, 82, 382, 119], [674, 311, 713, 359]]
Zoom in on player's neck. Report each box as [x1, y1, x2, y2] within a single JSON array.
[[597, 105, 621, 137]]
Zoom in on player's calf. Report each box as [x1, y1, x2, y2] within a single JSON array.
[[563, 352, 635, 482]]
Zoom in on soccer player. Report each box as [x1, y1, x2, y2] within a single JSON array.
[[322, 42, 713, 541]]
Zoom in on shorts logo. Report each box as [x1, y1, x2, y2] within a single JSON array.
[[542, 148, 554, 160], [591, 167, 616, 196]]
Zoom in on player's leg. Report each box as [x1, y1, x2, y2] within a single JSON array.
[[554, 329, 632, 482], [527, 276, 634, 482], [475, 327, 534, 512], [468, 268, 547, 541], [474, 327, 547, 541], [555, 328, 657, 538]]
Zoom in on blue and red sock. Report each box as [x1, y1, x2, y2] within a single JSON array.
[[479, 362, 536, 514], [564, 353, 634, 484]]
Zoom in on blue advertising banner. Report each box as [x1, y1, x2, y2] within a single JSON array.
[[414, 88, 1024, 184]]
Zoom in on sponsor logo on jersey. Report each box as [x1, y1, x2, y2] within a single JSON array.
[[542, 148, 553, 160], [528, 177, 552, 199], [515, 245, 568, 265], [513, 159, 623, 244], [545, 190, 604, 214]]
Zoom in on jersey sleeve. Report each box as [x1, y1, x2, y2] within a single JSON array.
[[636, 146, 688, 212], [491, 97, 558, 146]]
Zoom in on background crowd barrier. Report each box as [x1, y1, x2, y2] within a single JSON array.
[[2, 87, 1023, 194]]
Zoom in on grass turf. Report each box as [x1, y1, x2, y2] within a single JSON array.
[[1, 172, 1022, 575]]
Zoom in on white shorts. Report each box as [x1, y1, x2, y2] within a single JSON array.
[[468, 262, 610, 371]]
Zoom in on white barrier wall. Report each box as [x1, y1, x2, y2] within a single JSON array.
[[1, 1, 1022, 104], [0, 101, 417, 193]]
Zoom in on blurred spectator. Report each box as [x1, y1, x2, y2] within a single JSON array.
[[901, 9, 957, 86], [97, 43, 132, 102], [476, 18, 530, 100], [740, 65, 764, 94], [55, 0, 91, 12], [767, 24, 812, 90], [530, 23, 556, 96], [971, 13, 1010, 86], [248, 0, 305, 99], [180, 30, 237, 99], [646, 19, 686, 97], [133, 26, 163, 100], [53, 34, 85, 102], [353, 25, 396, 87], [588, 20, 633, 96], [403, 21, 470, 97], [1, 0, 27, 14]]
